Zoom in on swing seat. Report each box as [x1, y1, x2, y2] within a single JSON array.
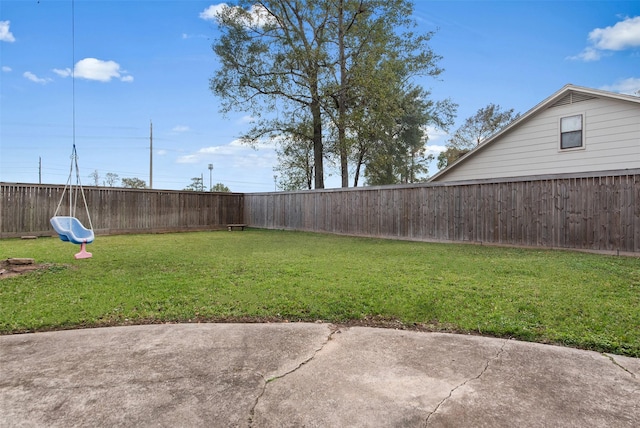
[[50, 216, 95, 245]]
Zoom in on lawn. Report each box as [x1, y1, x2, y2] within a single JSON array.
[[1, 229, 638, 357]]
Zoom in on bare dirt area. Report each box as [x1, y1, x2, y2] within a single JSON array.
[[0, 258, 52, 279]]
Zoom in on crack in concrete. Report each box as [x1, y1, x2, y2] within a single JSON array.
[[603, 353, 637, 379], [247, 326, 340, 427], [424, 338, 509, 427]]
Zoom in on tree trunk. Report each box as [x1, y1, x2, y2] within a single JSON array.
[[352, 147, 366, 187], [311, 97, 324, 189], [338, 0, 349, 188]]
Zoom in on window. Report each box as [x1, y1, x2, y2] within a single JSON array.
[[560, 114, 583, 149]]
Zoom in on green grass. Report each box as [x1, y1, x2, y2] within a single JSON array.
[[1, 229, 639, 356]]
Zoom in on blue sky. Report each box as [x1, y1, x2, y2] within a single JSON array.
[[1, 0, 638, 192]]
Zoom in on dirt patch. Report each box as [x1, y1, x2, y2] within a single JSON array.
[[0, 258, 52, 279]]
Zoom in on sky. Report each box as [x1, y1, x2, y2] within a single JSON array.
[[1, 0, 639, 192]]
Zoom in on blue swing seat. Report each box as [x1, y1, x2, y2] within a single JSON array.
[[50, 216, 95, 245]]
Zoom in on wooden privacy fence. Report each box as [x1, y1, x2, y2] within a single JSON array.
[[2, 170, 639, 253], [245, 170, 640, 253], [0, 184, 244, 238]]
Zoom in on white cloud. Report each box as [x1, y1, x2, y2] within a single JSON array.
[[600, 77, 640, 95], [172, 125, 191, 133], [177, 141, 242, 163], [157, 150, 168, 156], [569, 16, 640, 62], [423, 127, 450, 165], [234, 150, 278, 169], [53, 67, 72, 77], [425, 145, 447, 156], [199, 4, 228, 21], [200, 3, 276, 27], [255, 139, 278, 150], [176, 138, 277, 167], [72, 58, 133, 82], [23, 71, 52, 84], [589, 16, 640, 51], [424, 126, 449, 144], [2, 66, 11, 72], [0, 21, 15, 43], [237, 115, 255, 124], [177, 154, 199, 164], [566, 47, 603, 62], [182, 33, 207, 40]]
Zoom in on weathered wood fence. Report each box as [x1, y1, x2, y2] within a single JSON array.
[[2, 170, 639, 253], [0, 184, 244, 238], [245, 170, 640, 253]]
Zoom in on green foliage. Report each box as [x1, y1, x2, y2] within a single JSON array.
[[211, 0, 328, 188], [212, 183, 231, 192], [363, 86, 454, 185], [1, 231, 639, 356], [322, 0, 450, 187], [184, 177, 205, 192], [437, 147, 470, 170], [121, 177, 147, 189], [210, 0, 454, 188], [435, 103, 519, 171], [104, 172, 120, 187], [447, 103, 520, 150], [274, 122, 315, 190]]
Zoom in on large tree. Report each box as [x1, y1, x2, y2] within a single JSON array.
[[363, 86, 455, 185], [211, 0, 450, 189], [212, 1, 330, 188], [104, 172, 119, 187], [121, 177, 146, 189], [273, 122, 315, 190], [184, 177, 205, 192], [322, 0, 446, 187], [437, 104, 519, 169], [448, 104, 519, 150], [212, 183, 231, 192]]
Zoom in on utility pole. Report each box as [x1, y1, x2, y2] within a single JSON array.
[[149, 120, 153, 189], [38, 157, 42, 184], [208, 163, 213, 191]]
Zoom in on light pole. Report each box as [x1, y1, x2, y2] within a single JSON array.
[[208, 163, 213, 191]]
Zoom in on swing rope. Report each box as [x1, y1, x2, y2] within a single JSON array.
[[73, 146, 94, 231], [52, 144, 94, 232]]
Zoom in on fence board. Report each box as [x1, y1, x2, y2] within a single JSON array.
[[0, 184, 243, 238], [3, 170, 639, 254], [244, 170, 640, 253]]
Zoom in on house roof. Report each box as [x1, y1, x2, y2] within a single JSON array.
[[428, 84, 640, 182]]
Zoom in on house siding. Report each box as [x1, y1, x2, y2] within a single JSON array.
[[433, 96, 640, 182]]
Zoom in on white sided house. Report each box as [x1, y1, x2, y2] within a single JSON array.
[[429, 84, 640, 182]]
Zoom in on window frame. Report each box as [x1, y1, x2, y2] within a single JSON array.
[[559, 113, 585, 151]]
